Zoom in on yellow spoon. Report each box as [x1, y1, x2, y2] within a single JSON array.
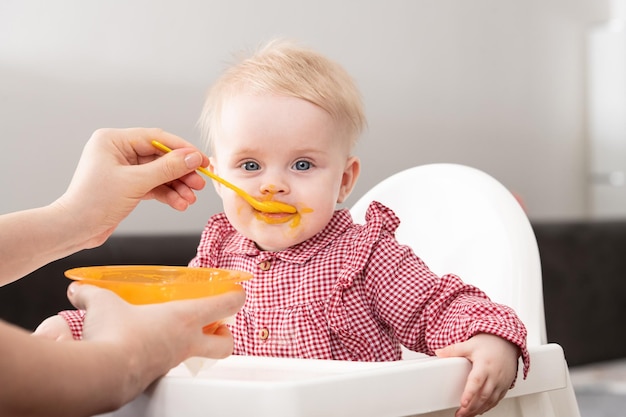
[[151, 140, 297, 214]]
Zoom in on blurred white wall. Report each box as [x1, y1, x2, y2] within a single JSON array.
[[0, 0, 608, 234]]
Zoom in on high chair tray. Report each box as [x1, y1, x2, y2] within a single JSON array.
[[97, 344, 568, 417]]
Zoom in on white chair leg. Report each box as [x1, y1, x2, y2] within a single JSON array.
[[544, 368, 581, 417], [517, 393, 557, 417]]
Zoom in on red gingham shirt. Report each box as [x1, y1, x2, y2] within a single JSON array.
[[190, 201, 529, 375], [61, 202, 529, 376]]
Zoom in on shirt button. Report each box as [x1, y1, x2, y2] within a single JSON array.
[[259, 260, 271, 271], [258, 328, 269, 340]]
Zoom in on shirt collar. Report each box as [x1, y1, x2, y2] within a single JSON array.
[[223, 208, 354, 264]]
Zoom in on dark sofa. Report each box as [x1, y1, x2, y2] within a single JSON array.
[[1, 223, 624, 367], [0, 235, 201, 333], [533, 221, 626, 367]]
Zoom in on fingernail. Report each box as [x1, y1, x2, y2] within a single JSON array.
[[184, 152, 202, 169]]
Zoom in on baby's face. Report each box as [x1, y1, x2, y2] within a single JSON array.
[[210, 94, 359, 251]]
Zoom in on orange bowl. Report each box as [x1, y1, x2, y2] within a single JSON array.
[[64, 265, 252, 305]]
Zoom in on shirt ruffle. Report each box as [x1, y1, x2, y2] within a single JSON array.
[[325, 202, 404, 360]]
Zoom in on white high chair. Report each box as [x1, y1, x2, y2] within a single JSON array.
[[349, 163, 546, 347], [350, 163, 580, 416], [99, 164, 580, 417]]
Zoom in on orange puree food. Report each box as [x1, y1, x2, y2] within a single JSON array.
[[255, 207, 313, 228]]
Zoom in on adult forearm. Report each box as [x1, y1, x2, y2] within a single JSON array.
[[0, 203, 94, 286], [0, 322, 147, 417]]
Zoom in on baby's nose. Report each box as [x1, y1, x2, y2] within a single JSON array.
[[260, 182, 289, 195]]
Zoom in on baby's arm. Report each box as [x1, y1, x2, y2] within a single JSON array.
[[33, 310, 85, 341], [435, 333, 519, 417], [368, 249, 528, 415]]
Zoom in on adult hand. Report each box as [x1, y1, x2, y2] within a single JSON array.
[[3, 283, 245, 417], [66, 282, 245, 404], [54, 128, 209, 248]]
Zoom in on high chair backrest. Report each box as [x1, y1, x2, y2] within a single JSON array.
[[350, 163, 547, 346]]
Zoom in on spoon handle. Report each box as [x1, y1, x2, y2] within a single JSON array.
[[151, 140, 247, 196], [150, 140, 297, 214]]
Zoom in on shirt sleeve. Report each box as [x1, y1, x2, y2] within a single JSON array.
[[59, 309, 86, 340], [361, 202, 530, 378], [188, 213, 232, 268]]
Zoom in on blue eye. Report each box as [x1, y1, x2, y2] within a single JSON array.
[[242, 161, 260, 171], [293, 160, 311, 171]]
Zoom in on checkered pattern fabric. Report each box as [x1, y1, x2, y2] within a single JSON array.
[[59, 202, 529, 377], [190, 201, 530, 375], [59, 309, 86, 340]]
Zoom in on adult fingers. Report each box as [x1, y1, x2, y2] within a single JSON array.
[[124, 128, 204, 157], [66, 282, 122, 311], [194, 324, 236, 359], [172, 291, 245, 359], [149, 176, 203, 211], [182, 289, 246, 327], [139, 149, 206, 187]]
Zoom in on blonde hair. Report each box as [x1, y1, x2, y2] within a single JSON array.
[[198, 39, 366, 152]]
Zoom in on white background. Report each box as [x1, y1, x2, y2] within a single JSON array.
[[0, 0, 609, 234]]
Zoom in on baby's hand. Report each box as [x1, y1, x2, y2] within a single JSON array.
[[33, 315, 74, 341], [435, 333, 519, 417]]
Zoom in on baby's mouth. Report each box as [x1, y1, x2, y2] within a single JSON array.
[[254, 197, 297, 214], [254, 210, 296, 224]]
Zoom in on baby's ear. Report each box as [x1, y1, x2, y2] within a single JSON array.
[[337, 156, 361, 203]]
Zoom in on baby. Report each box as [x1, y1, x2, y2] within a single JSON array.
[[37, 39, 529, 417]]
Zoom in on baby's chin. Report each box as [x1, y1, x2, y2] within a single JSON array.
[[251, 231, 313, 252]]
